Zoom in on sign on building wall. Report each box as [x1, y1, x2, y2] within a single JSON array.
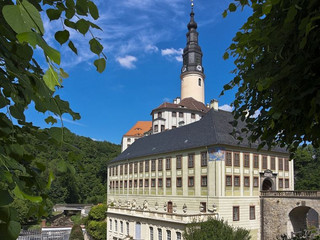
[[208, 147, 225, 161]]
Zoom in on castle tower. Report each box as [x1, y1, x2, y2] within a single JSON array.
[[180, 2, 205, 103]]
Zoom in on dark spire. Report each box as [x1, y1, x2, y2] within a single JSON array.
[[181, 2, 204, 75]]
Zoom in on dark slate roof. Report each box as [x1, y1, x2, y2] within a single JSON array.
[[112, 109, 287, 163]]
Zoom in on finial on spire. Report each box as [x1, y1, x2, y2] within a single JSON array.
[[191, 0, 194, 12]]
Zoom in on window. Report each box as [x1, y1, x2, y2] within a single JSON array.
[[139, 162, 143, 173], [120, 165, 123, 175], [285, 179, 289, 188], [284, 158, 289, 171], [234, 152, 240, 167], [125, 164, 128, 174], [129, 163, 133, 173], [177, 232, 182, 240], [279, 158, 283, 170], [127, 138, 131, 142], [279, 178, 283, 188], [172, 112, 176, 117], [271, 157, 275, 170], [226, 152, 232, 166], [188, 176, 194, 187], [134, 163, 138, 173], [201, 176, 207, 187], [158, 228, 162, 240], [250, 206, 256, 220], [176, 155, 182, 169], [191, 113, 195, 119], [115, 220, 118, 232], [244, 154, 250, 168], [172, 126, 176, 129], [109, 219, 112, 230], [188, 153, 194, 168], [158, 158, 163, 171], [126, 222, 129, 235], [134, 180, 137, 188], [139, 179, 143, 187], [151, 179, 156, 187], [166, 178, 171, 188], [150, 227, 154, 240], [262, 156, 268, 169], [200, 202, 206, 212], [253, 177, 259, 187], [154, 125, 158, 132], [233, 206, 240, 221], [145, 160, 149, 172], [234, 176, 240, 187], [158, 112, 162, 118], [145, 179, 149, 187], [161, 125, 165, 132], [179, 112, 183, 118], [201, 152, 207, 167], [124, 180, 127, 188], [198, 78, 201, 86], [244, 176, 250, 187], [166, 158, 171, 170], [226, 175, 232, 186], [116, 181, 118, 188], [167, 230, 171, 240], [254, 155, 259, 168], [177, 177, 182, 187], [151, 159, 156, 171], [120, 221, 123, 233], [158, 178, 163, 187], [120, 181, 123, 188]]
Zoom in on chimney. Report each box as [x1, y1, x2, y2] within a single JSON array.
[[210, 99, 219, 111], [176, 97, 181, 104], [173, 98, 177, 104]]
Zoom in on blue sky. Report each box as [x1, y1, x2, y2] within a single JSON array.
[[26, 0, 251, 144]]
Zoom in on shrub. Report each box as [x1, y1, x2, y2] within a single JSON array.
[[88, 204, 107, 221], [69, 224, 84, 240], [87, 221, 106, 240]]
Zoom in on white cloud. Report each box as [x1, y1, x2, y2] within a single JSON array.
[[162, 97, 171, 102], [145, 44, 159, 53], [116, 55, 138, 69], [161, 48, 183, 62], [219, 104, 233, 112]]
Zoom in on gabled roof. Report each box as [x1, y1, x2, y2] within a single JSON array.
[[123, 121, 152, 137], [152, 97, 209, 114], [112, 109, 287, 163]]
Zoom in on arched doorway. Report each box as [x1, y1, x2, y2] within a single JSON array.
[[262, 178, 273, 191], [287, 206, 319, 235]]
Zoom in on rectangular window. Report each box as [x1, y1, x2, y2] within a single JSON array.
[[109, 219, 112, 230], [120, 165, 123, 175], [158, 178, 163, 187], [188, 176, 194, 187], [262, 156, 268, 169], [226, 152, 232, 166], [116, 181, 118, 188], [279, 158, 283, 170], [176, 177, 182, 187], [244, 176, 250, 187], [201, 176, 207, 187], [177, 232, 181, 240], [234, 176, 240, 187], [125, 164, 128, 174], [201, 152, 207, 167], [145, 179, 149, 187], [166, 178, 171, 188], [233, 206, 240, 221], [158, 112, 162, 118], [129, 163, 133, 173], [134, 180, 137, 188], [179, 112, 183, 118], [150, 227, 154, 240], [226, 175, 232, 186], [271, 157, 275, 170], [134, 163, 138, 173], [285, 179, 289, 188], [126, 222, 129, 235], [253, 177, 259, 187], [172, 112, 176, 117], [161, 125, 165, 132], [279, 179, 283, 188], [115, 220, 118, 232], [145, 160, 149, 172], [151, 179, 156, 187], [158, 228, 162, 240], [200, 202, 206, 213], [124, 180, 127, 188], [115, 166, 118, 176], [244, 154, 250, 168], [176, 155, 182, 169], [120, 221, 123, 233], [158, 158, 163, 171], [151, 159, 156, 171], [120, 181, 123, 188], [254, 155, 259, 168], [139, 179, 143, 187], [284, 158, 289, 171], [139, 162, 143, 173], [250, 206, 256, 220], [191, 113, 195, 119], [188, 153, 194, 168], [234, 152, 240, 167], [166, 157, 171, 170], [154, 125, 158, 132], [166, 230, 171, 240]]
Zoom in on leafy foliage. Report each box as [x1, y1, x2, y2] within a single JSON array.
[[86, 204, 107, 240], [0, 0, 106, 238], [222, 0, 320, 155], [69, 224, 84, 240], [183, 218, 251, 240], [277, 229, 320, 240]]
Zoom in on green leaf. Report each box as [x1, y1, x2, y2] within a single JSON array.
[[13, 185, 42, 203], [94, 58, 106, 73], [60, 68, 69, 78], [0, 190, 13, 206], [45, 116, 57, 125], [76, 0, 88, 16], [43, 66, 60, 91], [54, 30, 70, 45], [9, 104, 25, 121], [7, 220, 21, 239], [68, 40, 78, 54], [88, 1, 99, 20], [223, 52, 229, 60], [65, 0, 76, 18], [89, 38, 103, 55], [262, 1, 272, 15], [64, 19, 77, 29], [56, 159, 68, 172], [228, 3, 237, 12], [222, 10, 228, 18], [48, 127, 63, 143], [2, 0, 44, 34], [285, 5, 297, 23], [76, 19, 90, 35], [46, 171, 55, 189], [46, 8, 62, 21]]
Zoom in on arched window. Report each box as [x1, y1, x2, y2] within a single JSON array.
[[198, 78, 201, 86]]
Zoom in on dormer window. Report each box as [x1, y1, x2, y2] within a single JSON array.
[[179, 112, 183, 118], [128, 138, 131, 142], [172, 112, 176, 117], [158, 112, 162, 118], [191, 113, 195, 119]]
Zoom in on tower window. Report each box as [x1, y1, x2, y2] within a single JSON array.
[[198, 78, 201, 86]]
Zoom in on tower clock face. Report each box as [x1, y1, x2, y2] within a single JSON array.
[[196, 65, 202, 71]]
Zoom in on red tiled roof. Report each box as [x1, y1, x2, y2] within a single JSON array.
[[124, 121, 152, 137], [152, 97, 209, 113]]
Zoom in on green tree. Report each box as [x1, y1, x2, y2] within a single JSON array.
[[86, 204, 107, 240], [184, 218, 251, 240], [69, 224, 84, 240], [0, 0, 106, 238], [222, 0, 320, 155]]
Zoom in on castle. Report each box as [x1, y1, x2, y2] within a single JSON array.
[[107, 3, 294, 240]]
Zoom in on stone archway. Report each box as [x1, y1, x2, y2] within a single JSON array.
[[260, 170, 277, 191], [287, 206, 319, 235], [262, 178, 273, 191]]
